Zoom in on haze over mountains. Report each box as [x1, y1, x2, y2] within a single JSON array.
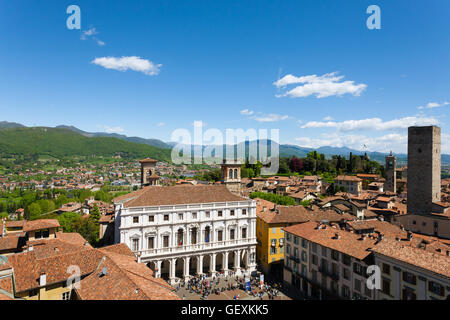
[[1, 121, 449, 164]]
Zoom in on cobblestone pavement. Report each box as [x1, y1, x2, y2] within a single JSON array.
[[172, 274, 292, 301]]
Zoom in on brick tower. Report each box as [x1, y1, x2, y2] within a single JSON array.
[[407, 126, 441, 215], [385, 151, 397, 193]]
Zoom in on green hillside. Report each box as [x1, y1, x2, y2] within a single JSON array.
[[0, 127, 171, 161]]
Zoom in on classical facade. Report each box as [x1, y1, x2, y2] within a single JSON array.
[[112, 184, 257, 284]]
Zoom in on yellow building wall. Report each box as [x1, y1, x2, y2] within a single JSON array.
[[15, 283, 72, 300], [256, 217, 286, 271]]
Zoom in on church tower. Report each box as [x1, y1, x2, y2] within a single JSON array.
[[139, 158, 160, 187], [385, 151, 397, 193], [221, 159, 242, 194]]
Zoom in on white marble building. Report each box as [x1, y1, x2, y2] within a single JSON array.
[[113, 184, 257, 284]]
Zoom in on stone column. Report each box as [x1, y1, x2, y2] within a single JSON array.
[[169, 258, 176, 284], [235, 250, 241, 275], [155, 260, 162, 278], [184, 257, 190, 279], [223, 252, 229, 276], [209, 253, 216, 275], [198, 255, 204, 275]]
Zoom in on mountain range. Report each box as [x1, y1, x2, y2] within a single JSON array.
[[1, 121, 449, 164]]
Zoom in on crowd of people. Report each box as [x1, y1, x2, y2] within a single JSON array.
[[174, 271, 283, 300]]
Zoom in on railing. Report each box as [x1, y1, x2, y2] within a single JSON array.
[[138, 237, 257, 257]]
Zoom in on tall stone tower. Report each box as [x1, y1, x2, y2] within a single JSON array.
[[221, 159, 242, 195], [385, 151, 397, 193], [407, 126, 441, 215], [139, 158, 159, 187]]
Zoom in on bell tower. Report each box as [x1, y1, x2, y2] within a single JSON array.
[[139, 158, 159, 187], [221, 159, 242, 194], [385, 151, 396, 193]]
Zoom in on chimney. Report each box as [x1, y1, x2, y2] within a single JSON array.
[[407, 231, 412, 241], [39, 273, 47, 287], [28, 245, 34, 252], [263, 206, 267, 212], [334, 233, 340, 240]]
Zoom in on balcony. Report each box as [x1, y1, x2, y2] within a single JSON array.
[[289, 255, 300, 263]]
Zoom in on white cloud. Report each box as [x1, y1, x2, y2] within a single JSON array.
[[323, 116, 334, 121], [83, 28, 98, 36], [240, 109, 254, 116], [274, 72, 367, 98], [157, 122, 165, 127], [301, 116, 439, 131], [252, 113, 289, 123], [102, 125, 125, 133], [80, 28, 105, 46], [417, 101, 449, 109], [91, 56, 162, 76]]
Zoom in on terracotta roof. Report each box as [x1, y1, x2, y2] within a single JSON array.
[[335, 175, 362, 182], [284, 221, 376, 260], [356, 174, 380, 179], [120, 185, 247, 208], [376, 197, 392, 202], [0, 292, 13, 300], [0, 275, 14, 295], [139, 158, 158, 163], [23, 219, 60, 232], [56, 232, 91, 247], [5, 221, 25, 228], [0, 236, 20, 251], [99, 213, 115, 223], [346, 220, 407, 240], [99, 243, 135, 257], [8, 249, 103, 293], [334, 204, 351, 212], [260, 205, 353, 224], [434, 201, 450, 208], [371, 237, 450, 278], [75, 246, 179, 300]]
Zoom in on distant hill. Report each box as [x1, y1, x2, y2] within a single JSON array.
[[0, 127, 171, 161], [2, 121, 449, 164], [0, 121, 26, 129], [55, 125, 171, 149]]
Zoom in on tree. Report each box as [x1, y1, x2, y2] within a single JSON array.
[[57, 211, 82, 232], [289, 157, 303, 172], [27, 203, 42, 220], [89, 204, 101, 226], [73, 217, 98, 245]]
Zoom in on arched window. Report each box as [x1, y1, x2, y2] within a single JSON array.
[[229, 169, 233, 179], [234, 169, 238, 179]]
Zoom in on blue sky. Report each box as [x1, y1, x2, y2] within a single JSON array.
[[0, 0, 449, 153]]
